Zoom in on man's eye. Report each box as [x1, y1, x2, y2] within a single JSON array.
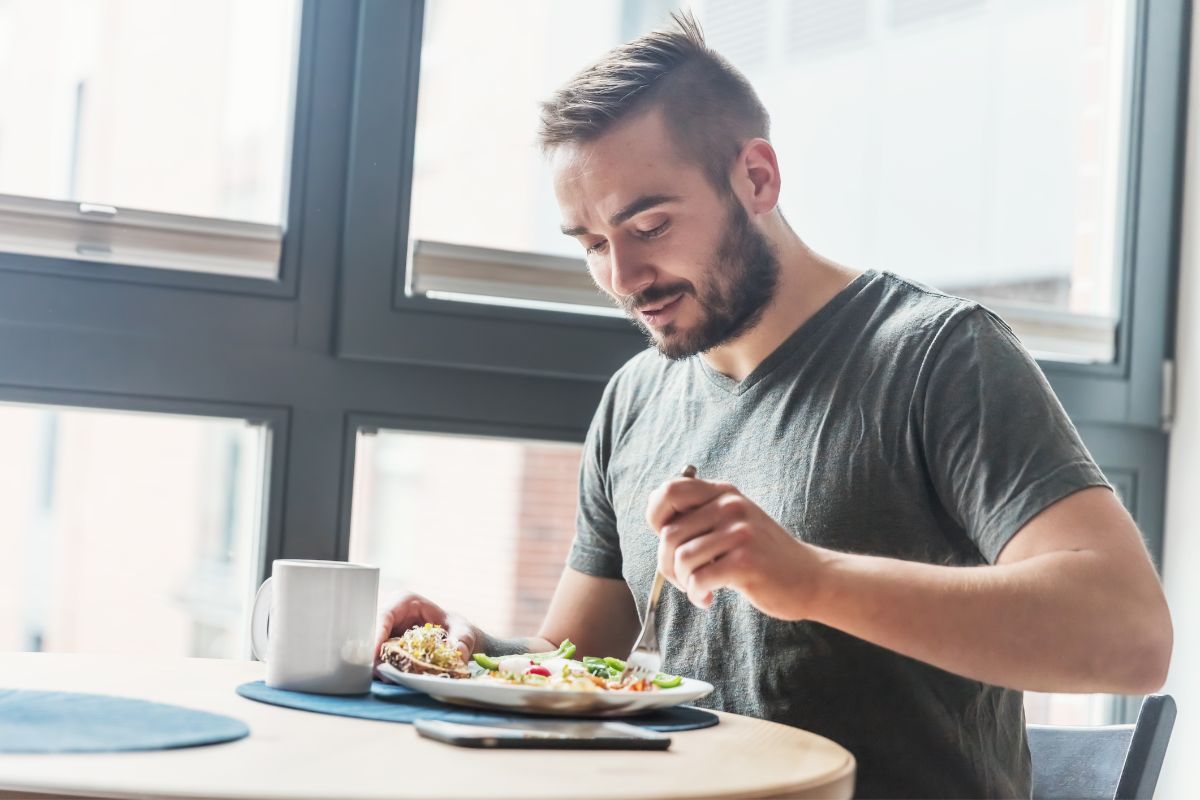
[[586, 239, 608, 255], [637, 221, 669, 239]]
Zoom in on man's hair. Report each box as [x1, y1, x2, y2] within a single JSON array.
[[537, 12, 770, 193]]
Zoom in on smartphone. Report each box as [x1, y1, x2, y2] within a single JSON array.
[[413, 718, 671, 750]]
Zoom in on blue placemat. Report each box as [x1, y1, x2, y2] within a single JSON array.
[[0, 688, 250, 754], [236, 680, 719, 732]]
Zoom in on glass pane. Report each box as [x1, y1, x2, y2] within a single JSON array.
[[0, 0, 299, 225], [0, 403, 269, 658], [410, 0, 1130, 362], [349, 429, 582, 637]]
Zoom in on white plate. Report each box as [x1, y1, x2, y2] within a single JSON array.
[[377, 662, 714, 718]]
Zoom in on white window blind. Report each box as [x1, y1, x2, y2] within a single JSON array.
[[0, 194, 281, 279], [409, 239, 1115, 361]]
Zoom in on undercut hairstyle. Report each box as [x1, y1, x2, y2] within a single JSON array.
[[537, 11, 771, 194]]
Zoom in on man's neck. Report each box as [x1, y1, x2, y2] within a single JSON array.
[[700, 231, 862, 383]]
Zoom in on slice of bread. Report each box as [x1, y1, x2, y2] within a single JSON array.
[[379, 636, 470, 679]]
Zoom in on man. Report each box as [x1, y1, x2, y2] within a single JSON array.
[[376, 14, 1172, 797]]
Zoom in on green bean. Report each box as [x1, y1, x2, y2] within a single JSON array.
[[472, 653, 500, 671]]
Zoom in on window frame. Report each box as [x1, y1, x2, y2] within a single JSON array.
[[335, 0, 647, 382], [1036, 0, 1189, 430], [336, 0, 1188, 429], [0, 0, 610, 661], [0, 0, 317, 299]]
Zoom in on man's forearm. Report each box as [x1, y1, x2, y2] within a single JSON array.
[[810, 547, 1171, 694]]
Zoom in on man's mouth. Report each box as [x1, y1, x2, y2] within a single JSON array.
[[637, 294, 684, 327]]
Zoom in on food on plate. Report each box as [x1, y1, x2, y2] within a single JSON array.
[[379, 623, 470, 679], [471, 639, 684, 692], [379, 628, 688, 691]]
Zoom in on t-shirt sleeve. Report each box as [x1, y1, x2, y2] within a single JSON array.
[[919, 308, 1110, 563], [567, 378, 624, 580]]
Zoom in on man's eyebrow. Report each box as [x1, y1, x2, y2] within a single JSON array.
[[559, 194, 681, 237], [609, 194, 680, 226]]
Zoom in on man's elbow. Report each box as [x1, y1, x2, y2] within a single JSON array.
[[1107, 604, 1173, 694], [1134, 617, 1173, 693]]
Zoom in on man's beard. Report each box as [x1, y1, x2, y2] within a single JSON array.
[[621, 198, 780, 361]]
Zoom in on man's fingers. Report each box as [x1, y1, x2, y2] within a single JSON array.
[[657, 527, 713, 588], [373, 592, 479, 665], [674, 524, 750, 587], [659, 490, 748, 550], [373, 592, 448, 663], [646, 478, 735, 531], [687, 548, 748, 604], [687, 563, 727, 608], [685, 581, 716, 610], [655, 493, 748, 597], [445, 617, 476, 658], [657, 540, 681, 590]]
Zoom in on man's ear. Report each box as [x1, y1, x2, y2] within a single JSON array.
[[733, 138, 782, 215]]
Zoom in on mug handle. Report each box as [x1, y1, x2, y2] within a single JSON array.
[[250, 577, 273, 662]]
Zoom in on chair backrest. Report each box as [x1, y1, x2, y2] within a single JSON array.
[[1028, 694, 1176, 800]]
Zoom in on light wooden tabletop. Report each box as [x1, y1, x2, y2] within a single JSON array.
[[0, 652, 855, 800]]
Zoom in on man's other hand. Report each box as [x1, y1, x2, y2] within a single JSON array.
[[373, 592, 479, 671]]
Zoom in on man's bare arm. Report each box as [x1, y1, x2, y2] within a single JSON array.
[[807, 487, 1172, 692], [657, 479, 1173, 693], [516, 567, 641, 658]]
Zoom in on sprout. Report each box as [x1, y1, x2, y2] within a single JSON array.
[[396, 624, 463, 669]]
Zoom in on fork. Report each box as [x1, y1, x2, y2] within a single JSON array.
[[622, 464, 697, 685]]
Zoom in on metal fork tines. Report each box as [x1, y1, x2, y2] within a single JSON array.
[[622, 464, 697, 685], [622, 570, 666, 684]]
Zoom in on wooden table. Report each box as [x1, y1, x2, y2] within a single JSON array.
[[0, 653, 855, 800]]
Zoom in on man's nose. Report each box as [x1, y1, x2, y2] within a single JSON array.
[[608, 239, 655, 299]]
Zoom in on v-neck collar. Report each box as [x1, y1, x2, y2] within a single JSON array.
[[695, 270, 879, 397]]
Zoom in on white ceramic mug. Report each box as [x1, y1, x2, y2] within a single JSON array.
[[250, 559, 380, 694]]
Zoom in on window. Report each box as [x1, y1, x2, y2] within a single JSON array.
[[407, 0, 1131, 362], [0, 0, 300, 279], [0, 403, 269, 659], [349, 429, 582, 637]]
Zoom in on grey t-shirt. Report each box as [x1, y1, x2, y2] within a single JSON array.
[[568, 270, 1109, 799]]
